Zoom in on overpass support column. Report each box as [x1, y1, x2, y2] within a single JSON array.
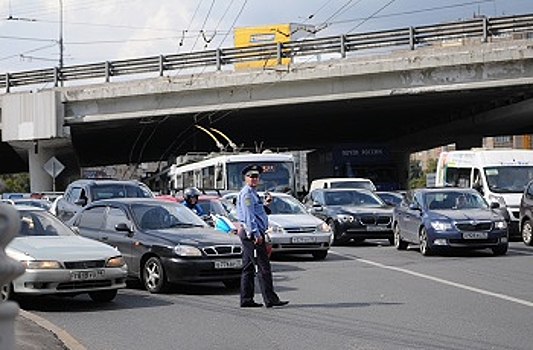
[[28, 145, 54, 193], [455, 135, 483, 150]]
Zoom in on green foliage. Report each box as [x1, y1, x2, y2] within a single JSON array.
[[0, 173, 30, 194], [408, 158, 437, 189]]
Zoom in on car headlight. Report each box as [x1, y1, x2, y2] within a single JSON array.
[[336, 214, 354, 222], [106, 256, 126, 267], [430, 221, 453, 231], [317, 222, 331, 232], [21, 260, 62, 269], [174, 245, 202, 256], [268, 225, 286, 234], [494, 220, 507, 230]]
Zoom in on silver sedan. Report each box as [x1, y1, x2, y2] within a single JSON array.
[[263, 192, 333, 260], [2, 205, 128, 302]]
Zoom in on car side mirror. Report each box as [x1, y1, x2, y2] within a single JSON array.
[[74, 198, 87, 206], [408, 203, 421, 211], [115, 222, 132, 233], [490, 202, 500, 209]]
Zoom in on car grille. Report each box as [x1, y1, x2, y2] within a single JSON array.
[[455, 221, 492, 232], [285, 226, 316, 234], [202, 245, 242, 256], [359, 215, 391, 226], [64, 260, 106, 269]]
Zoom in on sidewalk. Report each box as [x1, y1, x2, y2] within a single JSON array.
[[16, 310, 86, 350]]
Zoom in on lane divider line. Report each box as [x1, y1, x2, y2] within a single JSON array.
[[332, 251, 533, 308]]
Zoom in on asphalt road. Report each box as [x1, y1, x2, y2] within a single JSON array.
[[18, 240, 533, 350]]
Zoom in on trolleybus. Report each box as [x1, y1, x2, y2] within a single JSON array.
[[168, 152, 296, 195]]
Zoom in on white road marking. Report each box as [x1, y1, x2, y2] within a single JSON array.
[[331, 251, 533, 308]]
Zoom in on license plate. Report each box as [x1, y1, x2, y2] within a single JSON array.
[[214, 259, 242, 269], [366, 226, 388, 231], [291, 236, 317, 243], [70, 269, 105, 281], [463, 232, 488, 239]]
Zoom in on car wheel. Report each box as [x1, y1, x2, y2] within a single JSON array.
[[393, 223, 408, 250], [492, 244, 508, 256], [88, 289, 118, 302], [521, 219, 533, 246], [419, 227, 432, 256], [1, 283, 12, 301], [328, 219, 345, 245], [143, 256, 168, 293], [311, 250, 328, 260], [223, 278, 241, 289]]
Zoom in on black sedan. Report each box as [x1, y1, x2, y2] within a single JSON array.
[[302, 188, 394, 245], [68, 198, 243, 293], [392, 187, 508, 256]]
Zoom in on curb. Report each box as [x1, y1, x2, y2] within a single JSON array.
[[19, 310, 87, 350]]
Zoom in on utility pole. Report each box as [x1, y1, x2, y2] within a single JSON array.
[[58, 0, 64, 86]]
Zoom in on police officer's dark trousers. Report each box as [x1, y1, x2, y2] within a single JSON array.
[[240, 235, 280, 305]]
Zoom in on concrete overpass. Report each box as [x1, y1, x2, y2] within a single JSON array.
[[1, 14, 533, 191]]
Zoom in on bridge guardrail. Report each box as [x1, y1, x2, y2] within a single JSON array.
[[1, 13, 532, 92]]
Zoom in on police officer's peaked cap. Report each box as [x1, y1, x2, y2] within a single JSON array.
[[241, 164, 263, 176]]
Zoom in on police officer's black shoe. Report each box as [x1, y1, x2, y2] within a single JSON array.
[[241, 301, 263, 308], [266, 300, 289, 308]]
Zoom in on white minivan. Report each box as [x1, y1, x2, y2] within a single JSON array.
[[309, 177, 377, 192], [435, 148, 533, 239]]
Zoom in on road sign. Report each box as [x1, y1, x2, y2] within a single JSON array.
[[43, 157, 65, 179]]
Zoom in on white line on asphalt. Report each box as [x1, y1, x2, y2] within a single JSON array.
[[331, 251, 533, 308]]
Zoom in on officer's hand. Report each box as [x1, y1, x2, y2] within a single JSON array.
[[254, 235, 263, 245]]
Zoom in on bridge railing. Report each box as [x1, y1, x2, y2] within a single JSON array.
[[1, 13, 532, 92]]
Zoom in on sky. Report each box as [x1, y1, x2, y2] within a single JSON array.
[[0, 0, 532, 75]]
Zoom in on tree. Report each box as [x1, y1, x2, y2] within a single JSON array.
[[0, 173, 30, 194]]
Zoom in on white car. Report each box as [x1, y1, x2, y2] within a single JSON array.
[[262, 192, 333, 260], [1, 205, 128, 302]]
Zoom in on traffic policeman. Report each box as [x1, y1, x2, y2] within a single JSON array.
[[236, 164, 289, 308]]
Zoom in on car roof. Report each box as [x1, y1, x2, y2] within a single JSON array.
[[70, 179, 146, 186], [412, 187, 477, 194], [87, 198, 175, 206], [313, 188, 375, 193]]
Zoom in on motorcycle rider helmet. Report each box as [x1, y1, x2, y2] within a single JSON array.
[[183, 187, 202, 202]]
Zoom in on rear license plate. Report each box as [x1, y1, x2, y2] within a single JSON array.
[[70, 269, 105, 281], [463, 232, 488, 239], [366, 226, 388, 231], [214, 259, 242, 269], [291, 236, 317, 243]]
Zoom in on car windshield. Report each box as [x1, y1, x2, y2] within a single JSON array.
[[484, 166, 533, 194], [13, 199, 52, 210], [324, 190, 384, 206], [131, 202, 209, 230], [91, 184, 153, 201], [266, 195, 307, 215], [425, 191, 488, 210], [18, 210, 76, 237]]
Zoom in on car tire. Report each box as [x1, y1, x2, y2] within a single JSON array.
[[328, 219, 346, 246], [143, 256, 168, 293], [312, 250, 328, 260], [419, 227, 432, 256], [492, 244, 508, 256], [393, 223, 408, 250], [521, 219, 533, 246], [223, 278, 241, 289], [89, 289, 118, 302]]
